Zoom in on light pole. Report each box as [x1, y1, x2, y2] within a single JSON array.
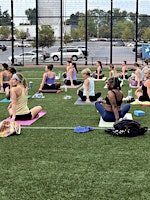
[[21, 37, 26, 66], [11, 0, 14, 65]]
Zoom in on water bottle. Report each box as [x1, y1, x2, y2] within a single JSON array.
[[29, 81, 33, 90], [128, 89, 132, 98], [65, 85, 67, 92]]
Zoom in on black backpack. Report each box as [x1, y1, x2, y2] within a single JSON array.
[[105, 119, 148, 137]]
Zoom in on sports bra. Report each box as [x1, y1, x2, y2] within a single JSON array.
[[105, 90, 122, 106]]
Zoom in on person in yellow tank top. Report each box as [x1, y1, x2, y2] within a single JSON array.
[[8, 73, 42, 121]]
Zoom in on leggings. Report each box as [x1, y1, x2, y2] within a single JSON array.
[[42, 83, 60, 90], [78, 90, 101, 101], [128, 77, 143, 87], [64, 80, 83, 85], [95, 102, 130, 122]]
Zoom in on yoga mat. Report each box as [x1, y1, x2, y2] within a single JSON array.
[[38, 89, 61, 93], [4, 110, 47, 126], [93, 77, 107, 81], [74, 98, 95, 105], [61, 85, 81, 89], [129, 84, 138, 88], [0, 95, 31, 103], [98, 113, 133, 128], [130, 99, 150, 105]]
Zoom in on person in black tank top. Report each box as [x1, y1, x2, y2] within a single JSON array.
[[95, 77, 130, 122], [135, 69, 150, 101]]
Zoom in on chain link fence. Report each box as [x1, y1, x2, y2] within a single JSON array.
[[0, 0, 150, 65]]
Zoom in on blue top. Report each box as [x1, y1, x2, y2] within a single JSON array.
[[45, 73, 55, 84], [67, 67, 77, 80], [83, 77, 95, 96]]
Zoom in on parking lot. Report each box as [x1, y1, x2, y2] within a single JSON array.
[[0, 40, 142, 65]]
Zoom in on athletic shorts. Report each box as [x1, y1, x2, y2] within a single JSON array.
[[15, 112, 32, 121]]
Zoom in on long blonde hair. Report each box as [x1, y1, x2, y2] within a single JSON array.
[[14, 73, 28, 88]]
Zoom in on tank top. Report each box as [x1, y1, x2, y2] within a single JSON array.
[[16, 90, 30, 115], [105, 90, 122, 106], [67, 67, 77, 80], [83, 77, 95, 96], [142, 85, 149, 99], [3, 74, 10, 82], [45, 73, 55, 84]]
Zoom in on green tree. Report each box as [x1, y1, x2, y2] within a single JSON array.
[[32, 25, 55, 48], [0, 26, 10, 39], [0, 10, 11, 26], [77, 13, 86, 40], [65, 12, 80, 25], [142, 28, 150, 40], [113, 20, 135, 39], [15, 29, 26, 39], [71, 29, 79, 40], [25, 8, 36, 25]]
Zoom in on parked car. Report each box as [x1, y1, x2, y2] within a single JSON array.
[[31, 49, 50, 60], [132, 43, 143, 52], [113, 41, 125, 46], [58, 46, 89, 57], [14, 42, 31, 47], [89, 38, 98, 42], [51, 47, 84, 61], [8, 52, 43, 63], [0, 44, 7, 51], [126, 42, 135, 47]]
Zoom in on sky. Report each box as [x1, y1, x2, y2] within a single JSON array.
[[0, 0, 149, 25]]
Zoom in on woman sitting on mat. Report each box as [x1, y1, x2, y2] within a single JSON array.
[[62, 60, 72, 79], [135, 69, 150, 101], [128, 62, 142, 87], [92, 60, 104, 79], [108, 64, 117, 78], [77, 68, 101, 103], [0, 63, 11, 92], [39, 64, 61, 91], [95, 77, 130, 122], [5, 67, 16, 100], [8, 73, 42, 121], [64, 62, 82, 86], [119, 60, 129, 80]]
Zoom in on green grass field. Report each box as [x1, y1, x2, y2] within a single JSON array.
[[0, 66, 150, 200]]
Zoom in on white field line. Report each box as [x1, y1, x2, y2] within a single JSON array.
[[21, 126, 150, 131], [21, 126, 105, 130]]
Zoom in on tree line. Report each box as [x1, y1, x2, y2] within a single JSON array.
[[0, 7, 150, 48]]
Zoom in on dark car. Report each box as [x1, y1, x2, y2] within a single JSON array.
[[0, 44, 7, 51], [113, 41, 125, 46]]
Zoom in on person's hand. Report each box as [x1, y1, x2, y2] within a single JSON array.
[[77, 89, 79, 95], [71, 84, 74, 87], [0, 87, 4, 92], [86, 98, 91, 103]]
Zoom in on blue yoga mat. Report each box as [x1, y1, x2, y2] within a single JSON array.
[[0, 95, 31, 103]]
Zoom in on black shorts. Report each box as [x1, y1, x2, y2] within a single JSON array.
[[15, 112, 32, 121], [139, 96, 150, 102]]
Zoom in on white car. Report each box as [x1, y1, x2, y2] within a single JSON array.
[[8, 52, 43, 63], [89, 38, 98, 42], [126, 42, 135, 47], [58, 46, 89, 57], [50, 47, 84, 61], [14, 42, 31, 47]]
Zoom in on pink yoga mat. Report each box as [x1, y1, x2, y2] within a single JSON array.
[[4, 110, 46, 126]]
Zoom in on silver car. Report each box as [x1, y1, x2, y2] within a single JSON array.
[[8, 52, 44, 63]]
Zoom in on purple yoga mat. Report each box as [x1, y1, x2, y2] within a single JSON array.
[[4, 110, 46, 126]]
